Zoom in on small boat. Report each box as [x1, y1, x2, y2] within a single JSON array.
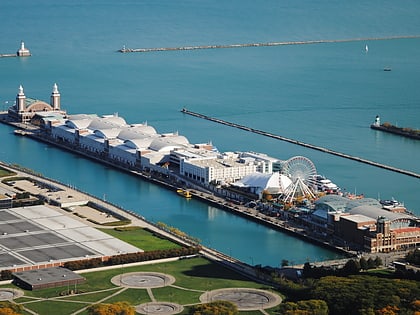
[[177, 189, 192, 198], [380, 198, 406, 212], [383, 67, 392, 71], [365, 44, 369, 53]]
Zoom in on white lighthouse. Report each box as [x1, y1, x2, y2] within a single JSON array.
[[16, 85, 26, 112], [50, 83, 61, 110], [16, 41, 31, 57]]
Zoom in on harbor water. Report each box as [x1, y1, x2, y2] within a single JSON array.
[[1, 0, 419, 267]]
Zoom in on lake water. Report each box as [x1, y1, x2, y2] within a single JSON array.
[[1, 0, 419, 267]]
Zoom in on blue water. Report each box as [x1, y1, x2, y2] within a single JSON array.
[[1, 0, 419, 267]]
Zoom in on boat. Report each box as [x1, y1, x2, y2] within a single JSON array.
[[383, 67, 392, 71], [380, 198, 406, 213], [177, 189, 192, 199]]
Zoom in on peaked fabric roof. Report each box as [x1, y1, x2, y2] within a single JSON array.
[[232, 172, 292, 191]]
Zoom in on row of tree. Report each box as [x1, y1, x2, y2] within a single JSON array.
[[64, 246, 201, 271], [406, 248, 420, 265], [302, 256, 382, 278]]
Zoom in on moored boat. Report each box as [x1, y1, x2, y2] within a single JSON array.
[[177, 188, 192, 199]]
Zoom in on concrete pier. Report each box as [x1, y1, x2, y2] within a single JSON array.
[[0, 41, 31, 58], [119, 35, 420, 54], [181, 108, 420, 179]]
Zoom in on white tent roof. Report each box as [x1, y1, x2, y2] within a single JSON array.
[[232, 172, 292, 192]]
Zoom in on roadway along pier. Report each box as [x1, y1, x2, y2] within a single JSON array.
[[118, 35, 420, 54], [181, 108, 420, 179]]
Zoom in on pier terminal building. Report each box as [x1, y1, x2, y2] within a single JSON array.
[[4, 85, 420, 254]]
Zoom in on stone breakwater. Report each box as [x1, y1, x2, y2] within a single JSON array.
[[118, 35, 420, 53]]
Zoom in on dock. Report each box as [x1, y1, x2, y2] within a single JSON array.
[[118, 35, 420, 54], [181, 108, 420, 179]]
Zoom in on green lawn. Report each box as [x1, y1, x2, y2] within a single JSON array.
[[9, 257, 279, 315], [0, 166, 16, 178], [99, 226, 182, 251]]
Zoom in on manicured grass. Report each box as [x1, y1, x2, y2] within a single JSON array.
[[10, 257, 279, 315], [22, 300, 87, 315], [365, 268, 395, 277], [102, 288, 151, 305], [99, 226, 182, 251], [0, 167, 16, 178]]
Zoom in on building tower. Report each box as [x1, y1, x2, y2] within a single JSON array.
[[50, 83, 61, 110], [16, 85, 26, 112], [373, 115, 380, 127], [377, 216, 390, 235]]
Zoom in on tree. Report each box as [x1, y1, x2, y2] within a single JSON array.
[[359, 257, 368, 271], [341, 259, 360, 275], [87, 302, 135, 315], [375, 305, 399, 315], [277, 299, 329, 315], [406, 249, 420, 265], [374, 256, 382, 268], [189, 301, 238, 315], [0, 302, 23, 315], [281, 259, 290, 267], [367, 258, 376, 269]]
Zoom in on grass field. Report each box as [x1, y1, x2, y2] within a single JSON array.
[[10, 257, 279, 315], [0, 166, 16, 178], [2, 226, 282, 314], [99, 226, 182, 251]]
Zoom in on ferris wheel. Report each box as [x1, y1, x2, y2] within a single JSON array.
[[280, 156, 317, 204]]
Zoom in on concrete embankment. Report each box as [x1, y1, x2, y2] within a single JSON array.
[[119, 35, 420, 54], [181, 109, 420, 179]]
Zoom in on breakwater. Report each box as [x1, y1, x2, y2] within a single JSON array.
[[181, 108, 420, 179], [371, 124, 420, 140], [0, 54, 18, 58], [119, 35, 420, 53]]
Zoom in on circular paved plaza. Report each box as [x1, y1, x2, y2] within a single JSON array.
[[111, 272, 281, 313], [0, 289, 24, 301], [200, 287, 282, 311], [136, 302, 183, 315], [111, 272, 175, 288]]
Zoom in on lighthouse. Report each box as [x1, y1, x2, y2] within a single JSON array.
[[50, 83, 61, 110], [16, 85, 26, 112], [16, 41, 31, 57], [373, 115, 380, 127]]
